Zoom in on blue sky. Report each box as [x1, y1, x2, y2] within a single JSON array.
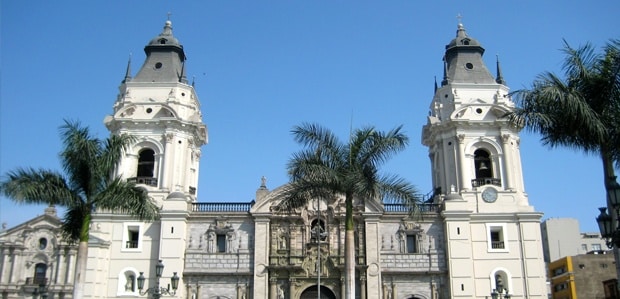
[[1, 1, 618, 232]]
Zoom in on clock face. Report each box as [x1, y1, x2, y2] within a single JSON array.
[[482, 188, 498, 203]]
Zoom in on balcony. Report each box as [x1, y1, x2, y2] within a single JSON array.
[[125, 240, 139, 249], [471, 177, 501, 188], [191, 201, 254, 212], [25, 277, 47, 285], [127, 177, 158, 187], [491, 241, 505, 249], [384, 203, 441, 213]]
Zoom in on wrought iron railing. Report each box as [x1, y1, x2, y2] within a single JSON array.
[[383, 203, 441, 213], [126, 240, 139, 249], [191, 201, 254, 212], [25, 277, 47, 285], [491, 241, 505, 249], [127, 177, 158, 187], [471, 178, 501, 188]]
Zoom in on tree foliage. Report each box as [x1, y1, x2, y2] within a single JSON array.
[[509, 39, 620, 181]]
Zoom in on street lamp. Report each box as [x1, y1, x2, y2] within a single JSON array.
[[596, 177, 620, 248], [32, 283, 48, 299], [137, 260, 180, 299]]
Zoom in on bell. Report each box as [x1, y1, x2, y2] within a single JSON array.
[[479, 162, 489, 170]]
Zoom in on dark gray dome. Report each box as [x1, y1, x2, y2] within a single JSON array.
[[446, 23, 483, 50], [147, 20, 181, 48]]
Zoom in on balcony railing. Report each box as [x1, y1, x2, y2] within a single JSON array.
[[491, 241, 505, 249], [383, 203, 441, 213], [125, 240, 139, 249], [192, 201, 255, 212], [471, 177, 501, 188], [127, 177, 158, 187], [25, 277, 47, 285]]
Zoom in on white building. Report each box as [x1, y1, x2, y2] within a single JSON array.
[[1, 19, 548, 299]]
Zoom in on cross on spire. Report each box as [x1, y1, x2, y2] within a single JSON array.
[[167, 12, 172, 21], [456, 13, 463, 25]]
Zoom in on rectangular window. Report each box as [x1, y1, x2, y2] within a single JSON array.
[[486, 223, 508, 252], [121, 223, 143, 252], [581, 244, 587, 251], [127, 228, 139, 249], [490, 229, 504, 249], [406, 235, 417, 253], [592, 244, 602, 251], [216, 234, 226, 253]]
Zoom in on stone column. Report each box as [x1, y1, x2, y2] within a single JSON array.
[[0, 248, 9, 284], [457, 134, 469, 191], [186, 284, 192, 299], [8, 248, 21, 283], [269, 278, 277, 299], [341, 276, 346, 299], [360, 276, 367, 299], [364, 216, 382, 299], [161, 133, 174, 189], [65, 248, 76, 284], [500, 134, 513, 190], [196, 285, 201, 299], [253, 218, 270, 299], [288, 278, 295, 299]]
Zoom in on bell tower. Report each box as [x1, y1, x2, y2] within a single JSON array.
[[422, 22, 547, 298], [87, 20, 207, 299]]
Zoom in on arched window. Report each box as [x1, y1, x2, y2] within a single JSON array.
[[137, 149, 155, 177], [34, 263, 47, 285], [117, 268, 139, 295], [474, 149, 492, 179]]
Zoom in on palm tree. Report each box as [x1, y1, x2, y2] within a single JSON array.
[[278, 123, 421, 299], [509, 39, 620, 189], [0, 120, 160, 299]]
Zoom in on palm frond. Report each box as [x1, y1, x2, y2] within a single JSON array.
[[95, 178, 160, 221], [0, 168, 79, 206]]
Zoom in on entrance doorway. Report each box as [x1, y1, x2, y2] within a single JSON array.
[[299, 285, 336, 299]]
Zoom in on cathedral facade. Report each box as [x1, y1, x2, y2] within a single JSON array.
[[1, 20, 548, 299]]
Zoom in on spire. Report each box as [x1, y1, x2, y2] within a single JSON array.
[[455, 14, 467, 39], [122, 54, 132, 83], [441, 56, 449, 86], [434, 76, 438, 93], [495, 54, 506, 85]]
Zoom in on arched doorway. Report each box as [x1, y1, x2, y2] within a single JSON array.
[[299, 285, 336, 299]]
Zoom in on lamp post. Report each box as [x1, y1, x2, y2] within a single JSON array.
[[32, 283, 48, 299], [596, 176, 620, 292], [596, 177, 620, 247], [137, 260, 180, 299]]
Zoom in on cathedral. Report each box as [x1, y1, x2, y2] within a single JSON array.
[[0, 19, 547, 299]]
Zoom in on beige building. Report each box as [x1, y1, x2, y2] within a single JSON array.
[[1, 19, 549, 299], [0, 206, 76, 298]]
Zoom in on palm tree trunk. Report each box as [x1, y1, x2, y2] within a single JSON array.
[[72, 215, 91, 299], [344, 194, 355, 299], [72, 241, 88, 299]]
